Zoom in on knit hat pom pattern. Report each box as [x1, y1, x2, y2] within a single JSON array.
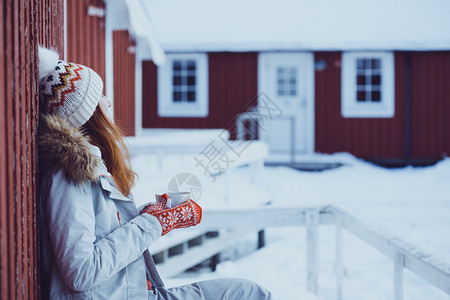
[[39, 46, 103, 128]]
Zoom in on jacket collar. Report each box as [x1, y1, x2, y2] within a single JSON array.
[[38, 114, 102, 184], [99, 176, 132, 202], [38, 114, 133, 201], [88, 146, 132, 201]]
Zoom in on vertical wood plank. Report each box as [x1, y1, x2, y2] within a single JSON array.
[[0, 0, 7, 297], [6, 0, 16, 298], [113, 30, 136, 136]]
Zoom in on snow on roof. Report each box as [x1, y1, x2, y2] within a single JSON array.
[[144, 0, 450, 52], [124, 0, 166, 64]]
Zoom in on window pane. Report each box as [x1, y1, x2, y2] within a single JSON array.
[[357, 91, 366, 102], [371, 59, 381, 70], [277, 66, 297, 97], [187, 60, 196, 71], [372, 75, 381, 85], [173, 91, 182, 102], [354, 57, 384, 104], [173, 60, 182, 71], [357, 75, 366, 85], [171, 59, 199, 103], [173, 76, 182, 86], [187, 91, 196, 102], [371, 91, 381, 102], [187, 76, 196, 86], [357, 59, 366, 70]]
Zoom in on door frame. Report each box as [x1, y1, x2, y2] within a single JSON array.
[[257, 52, 315, 157]]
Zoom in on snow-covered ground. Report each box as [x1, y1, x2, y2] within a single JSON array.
[[132, 152, 450, 299]]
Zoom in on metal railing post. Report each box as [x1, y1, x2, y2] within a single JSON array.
[[306, 209, 319, 295]]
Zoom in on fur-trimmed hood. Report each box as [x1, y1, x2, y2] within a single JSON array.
[[38, 114, 102, 183]]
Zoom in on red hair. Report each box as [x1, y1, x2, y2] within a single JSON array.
[[82, 105, 136, 196]]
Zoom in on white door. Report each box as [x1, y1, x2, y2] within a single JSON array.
[[258, 52, 314, 161]]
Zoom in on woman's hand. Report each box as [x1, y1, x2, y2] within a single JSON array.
[[141, 193, 169, 214], [141, 193, 202, 236]]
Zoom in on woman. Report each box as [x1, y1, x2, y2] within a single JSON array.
[[38, 47, 273, 300]]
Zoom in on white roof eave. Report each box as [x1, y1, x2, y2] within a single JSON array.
[[158, 41, 450, 53]]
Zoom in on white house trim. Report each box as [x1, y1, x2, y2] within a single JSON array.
[[341, 52, 395, 118], [157, 53, 209, 118]]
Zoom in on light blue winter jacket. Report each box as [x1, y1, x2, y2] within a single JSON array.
[[38, 115, 164, 299]]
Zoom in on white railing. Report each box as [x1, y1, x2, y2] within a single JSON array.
[[198, 205, 450, 300]]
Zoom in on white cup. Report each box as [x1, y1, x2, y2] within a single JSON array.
[[156, 192, 191, 208]]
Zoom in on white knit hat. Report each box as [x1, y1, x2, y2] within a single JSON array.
[[38, 46, 103, 128]]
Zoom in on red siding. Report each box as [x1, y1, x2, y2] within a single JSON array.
[[315, 51, 450, 160], [66, 0, 106, 91], [315, 52, 406, 159], [142, 52, 258, 137], [410, 52, 450, 159], [113, 31, 136, 136], [0, 1, 64, 299]]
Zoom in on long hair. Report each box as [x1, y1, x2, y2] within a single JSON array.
[[81, 105, 136, 196]]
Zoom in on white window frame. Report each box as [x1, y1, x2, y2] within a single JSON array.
[[341, 52, 395, 118], [157, 53, 208, 117]]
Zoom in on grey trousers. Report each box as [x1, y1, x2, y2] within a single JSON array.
[[149, 278, 273, 299]]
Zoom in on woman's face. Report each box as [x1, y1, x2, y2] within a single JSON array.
[[99, 96, 111, 114]]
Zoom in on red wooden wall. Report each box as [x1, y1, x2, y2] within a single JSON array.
[[315, 51, 450, 161], [315, 52, 406, 159], [66, 0, 106, 91], [0, 1, 64, 299], [410, 52, 450, 159], [143, 50, 449, 161], [142, 52, 258, 138], [113, 30, 136, 136]]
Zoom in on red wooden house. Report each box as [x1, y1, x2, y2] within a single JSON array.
[[138, 0, 450, 165], [65, 0, 165, 137]]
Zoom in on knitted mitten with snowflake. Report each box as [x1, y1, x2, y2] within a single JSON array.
[[141, 193, 202, 236]]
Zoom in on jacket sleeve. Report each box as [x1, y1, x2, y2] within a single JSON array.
[[45, 170, 162, 292]]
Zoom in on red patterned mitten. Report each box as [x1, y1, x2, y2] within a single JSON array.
[[142, 199, 202, 236], [141, 193, 169, 214]]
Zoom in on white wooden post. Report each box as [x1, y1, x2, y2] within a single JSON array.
[[394, 251, 405, 300], [335, 214, 343, 300], [250, 159, 264, 187], [223, 171, 230, 203], [306, 209, 319, 295]]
